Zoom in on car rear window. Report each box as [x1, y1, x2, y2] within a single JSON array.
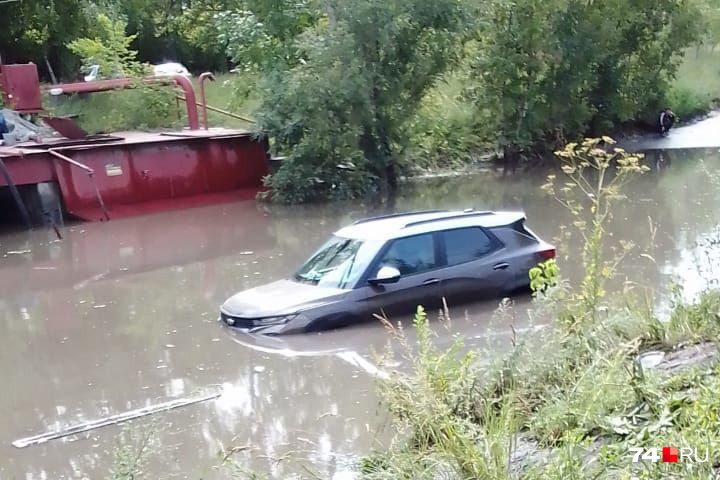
[[441, 227, 497, 266]]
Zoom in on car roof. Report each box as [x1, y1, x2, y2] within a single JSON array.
[[335, 210, 526, 241]]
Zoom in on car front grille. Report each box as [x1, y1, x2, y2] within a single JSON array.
[[220, 312, 255, 328]]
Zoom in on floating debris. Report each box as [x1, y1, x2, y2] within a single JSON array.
[[239, 251, 254, 255], [12, 389, 222, 448]]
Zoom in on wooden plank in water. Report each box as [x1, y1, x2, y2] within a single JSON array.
[[12, 389, 221, 448]]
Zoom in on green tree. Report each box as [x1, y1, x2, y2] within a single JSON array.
[[469, 0, 702, 160], [699, 0, 720, 48], [86, 0, 244, 73], [256, 0, 470, 203], [67, 13, 147, 78], [62, 13, 177, 134], [0, 0, 90, 80], [215, 0, 322, 72]]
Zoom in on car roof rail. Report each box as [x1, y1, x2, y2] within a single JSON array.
[[353, 210, 448, 225], [403, 211, 494, 228]]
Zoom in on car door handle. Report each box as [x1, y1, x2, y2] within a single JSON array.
[[423, 278, 440, 285], [493, 262, 510, 271]]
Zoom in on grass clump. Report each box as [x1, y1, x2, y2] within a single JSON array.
[[48, 86, 180, 134], [107, 425, 156, 480], [361, 306, 515, 480]]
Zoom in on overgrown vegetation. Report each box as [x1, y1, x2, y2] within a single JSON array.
[[669, 47, 720, 120], [360, 138, 720, 479], [471, 0, 698, 159], [255, 0, 470, 202], [104, 425, 156, 480], [52, 14, 178, 133], [235, 0, 709, 202], [4, 0, 720, 201]]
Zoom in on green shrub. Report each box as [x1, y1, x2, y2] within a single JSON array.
[[667, 86, 713, 122]]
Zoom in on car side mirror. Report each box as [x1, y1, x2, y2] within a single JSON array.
[[369, 266, 401, 285]]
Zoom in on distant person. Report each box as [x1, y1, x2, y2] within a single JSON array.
[[658, 108, 676, 136]]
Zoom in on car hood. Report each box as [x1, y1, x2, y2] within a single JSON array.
[[221, 279, 347, 318]]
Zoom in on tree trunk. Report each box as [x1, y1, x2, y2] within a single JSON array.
[[385, 161, 398, 192], [44, 54, 58, 84]]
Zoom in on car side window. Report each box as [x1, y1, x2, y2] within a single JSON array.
[[442, 227, 497, 266], [377, 233, 437, 277]]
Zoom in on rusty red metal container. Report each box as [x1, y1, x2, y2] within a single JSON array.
[[0, 130, 269, 221]]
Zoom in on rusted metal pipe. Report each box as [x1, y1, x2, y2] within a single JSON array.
[[48, 149, 110, 221], [169, 75, 200, 130], [48, 149, 93, 173], [176, 95, 256, 124], [46, 75, 201, 130], [46, 78, 133, 95], [199, 72, 215, 130]]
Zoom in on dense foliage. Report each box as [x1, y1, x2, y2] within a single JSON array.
[[3, 0, 718, 202], [255, 0, 470, 202], [470, 0, 700, 159]]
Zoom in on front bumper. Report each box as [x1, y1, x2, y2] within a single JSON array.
[[218, 311, 306, 335]]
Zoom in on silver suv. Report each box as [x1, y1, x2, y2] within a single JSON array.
[[220, 209, 555, 335]]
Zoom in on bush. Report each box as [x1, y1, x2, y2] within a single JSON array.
[[467, 0, 703, 157], [667, 86, 713, 122], [253, 0, 470, 203], [407, 71, 488, 169]]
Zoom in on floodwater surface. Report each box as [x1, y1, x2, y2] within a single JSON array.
[[1, 147, 719, 479]]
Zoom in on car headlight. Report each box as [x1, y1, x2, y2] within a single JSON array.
[[254, 314, 296, 326]]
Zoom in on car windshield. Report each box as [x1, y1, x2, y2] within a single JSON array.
[[294, 235, 378, 289]]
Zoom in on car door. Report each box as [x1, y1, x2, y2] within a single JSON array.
[[436, 227, 512, 306], [358, 232, 444, 320]]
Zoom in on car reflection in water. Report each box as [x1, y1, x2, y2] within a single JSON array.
[[221, 324, 390, 379]]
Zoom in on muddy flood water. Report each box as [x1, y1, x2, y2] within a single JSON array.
[[1, 147, 720, 479]]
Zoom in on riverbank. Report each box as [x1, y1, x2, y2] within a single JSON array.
[[357, 141, 720, 480], [360, 286, 720, 479], [621, 111, 720, 151]]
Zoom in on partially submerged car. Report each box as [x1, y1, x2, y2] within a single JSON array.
[[220, 209, 555, 335]]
